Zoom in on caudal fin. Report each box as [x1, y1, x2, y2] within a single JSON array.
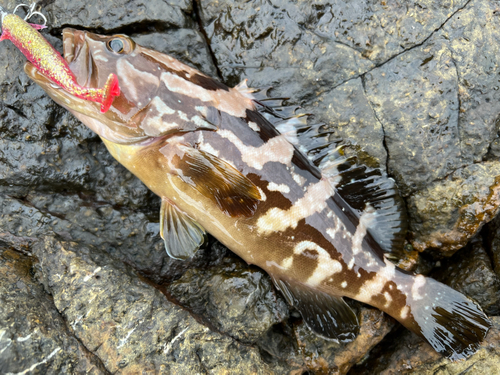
[[100, 73, 120, 113], [405, 278, 491, 360]]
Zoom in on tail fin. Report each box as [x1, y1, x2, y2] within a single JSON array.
[[100, 73, 120, 113], [405, 278, 491, 360]]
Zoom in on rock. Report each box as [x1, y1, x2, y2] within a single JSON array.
[[294, 308, 394, 374], [309, 78, 388, 171], [168, 251, 290, 344], [0, 248, 108, 374], [0, 0, 499, 372], [431, 237, 500, 316], [199, 0, 469, 96], [363, 317, 500, 375], [43, 0, 193, 31], [32, 236, 300, 374], [407, 162, 500, 254], [485, 213, 500, 279], [364, 0, 500, 198]]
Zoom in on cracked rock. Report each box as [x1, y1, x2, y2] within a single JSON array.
[[0, 248, 108, 374], [486, 214, 500, 279], [355, 317, 500, 375], [44, 0, 193, 31], [0, 0, 499, 373], [167, 250, 290, 344], [33, 237, 298, 374], [431, 237, 500, 316], [408, 161, 500, 254], [294, 308, 394, 374]]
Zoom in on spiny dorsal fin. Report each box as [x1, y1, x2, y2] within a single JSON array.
[[240, 84, 407, 261], [272, 276, 359, 342], [320, 154, 408, 260], [163, 144, 262, 217], [160, 198, 206, 260]]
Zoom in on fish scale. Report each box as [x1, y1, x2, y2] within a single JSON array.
[[16, 26, 491, 360]]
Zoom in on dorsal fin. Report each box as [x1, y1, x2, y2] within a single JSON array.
[[238, 82, 407, 262], [328, 159, 408, 259]]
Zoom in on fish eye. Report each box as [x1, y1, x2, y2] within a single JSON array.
[[105, 36, 136, 55], [108, 38, 124, 53]]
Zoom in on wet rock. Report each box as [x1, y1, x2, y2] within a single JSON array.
[[168, 251, 290, 344], [0, 248, 107, 374], [0, 189, 228, 285], [407, 162, 500, 254], [431, 237, 500, 316], [42, 0, 193, 31], [364, 0, 500, 198], [309, 78, 387, 171], [199, 0, 468, 97], [365, 316, 500, 375], [33, 236, 299, 374], [486, 213, 500, 278], [294, 308, 394, 374]]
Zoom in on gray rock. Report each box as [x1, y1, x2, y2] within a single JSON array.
[[43, 0, 193, 31], [168, 252, 290, 344], [432, 237, 500, 316], [486, 214, 500, 279], [364, 0, 500, 198], [0, 247, 108, 374], [407, 161, 500, 254], [370, 317, 500, 375], [0, 0, 499, 372], [294, 308, 394, 374], [32, 236, 298, 374]]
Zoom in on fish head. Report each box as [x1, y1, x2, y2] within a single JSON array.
[[25, 28, 164, 143]]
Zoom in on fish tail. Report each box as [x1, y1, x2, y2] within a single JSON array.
[[392, 276, 491, 360], [99, 73, 120, 113]]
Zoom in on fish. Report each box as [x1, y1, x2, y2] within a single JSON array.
[[22, 28, 491, 360], [0, 7, 120, 113]]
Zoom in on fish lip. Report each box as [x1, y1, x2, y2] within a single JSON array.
[[24, 61, 63, 90], [62, 28, 86, 64]]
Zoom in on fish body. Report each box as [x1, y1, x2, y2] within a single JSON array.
[[24, 29, 491, 360], [0, 10, 119, 112]]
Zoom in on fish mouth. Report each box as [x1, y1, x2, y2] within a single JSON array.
[[24, 28, 97, 113], [24, 61, 99, 115], [62, 28, 85, 64]]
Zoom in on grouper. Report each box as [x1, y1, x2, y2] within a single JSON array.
[[13, 26, 490, 359]]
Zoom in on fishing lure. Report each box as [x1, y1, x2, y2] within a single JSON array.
[[0, 4, 119, 113]]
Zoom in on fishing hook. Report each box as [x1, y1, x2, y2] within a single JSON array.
[[13, 2, 47, 27]]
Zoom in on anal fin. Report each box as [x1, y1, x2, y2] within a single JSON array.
[[272, 277, 359, 342], [160, 198, 206, 260]]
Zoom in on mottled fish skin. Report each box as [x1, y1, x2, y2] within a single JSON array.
[[24, 29, 491, 360]]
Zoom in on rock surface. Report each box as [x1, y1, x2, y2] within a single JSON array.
[[0, 0, 499, 373], [352, 317, 500, 375], [0, 248, 108, 374]]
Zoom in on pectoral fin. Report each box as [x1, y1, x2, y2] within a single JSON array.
[[160, 198, 206, 260], [272, 277, 359, 342], [162, 144, 262, 217]]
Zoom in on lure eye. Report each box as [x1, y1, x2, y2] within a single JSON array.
[[108, 39, 124, 53]]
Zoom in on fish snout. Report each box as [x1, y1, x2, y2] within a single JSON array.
[[62, 28, 86, 64]]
